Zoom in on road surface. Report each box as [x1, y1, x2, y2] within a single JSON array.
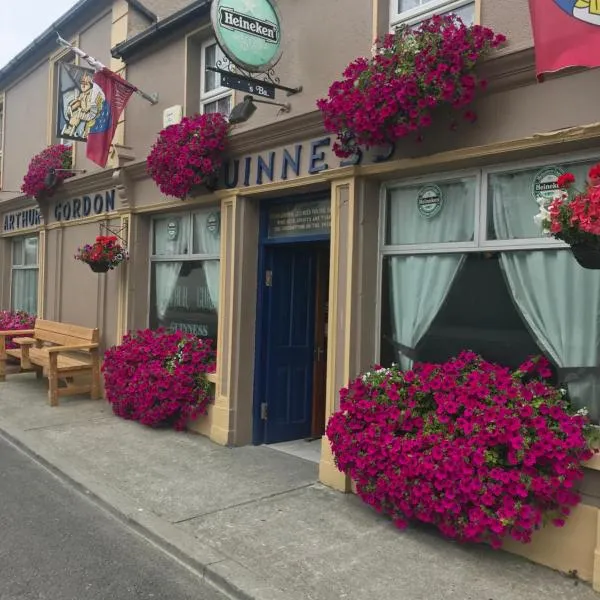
[[0, 435, 228, 600]]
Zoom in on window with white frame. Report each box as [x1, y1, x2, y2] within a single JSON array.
[[200, 40, 233, 116], [149, 209, 221, 339], [11, 235, 39, 315], [390, 0, 475, 29], [379, 153, 600, 422]]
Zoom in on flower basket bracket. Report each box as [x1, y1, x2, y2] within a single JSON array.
[[99, 221, 128, 251]]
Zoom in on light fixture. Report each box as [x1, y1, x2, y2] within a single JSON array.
[[228, 95, 291, 125], [44, 167, 87, 188]]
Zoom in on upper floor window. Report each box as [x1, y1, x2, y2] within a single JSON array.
[[200, 40, 232, 116], [53, 52, 77, 149], [390, 0, 475, 29]]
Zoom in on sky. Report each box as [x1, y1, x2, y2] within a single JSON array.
[[0, 0, 80, 69]]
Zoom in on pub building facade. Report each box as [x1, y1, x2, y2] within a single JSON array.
[[2, 0, 600, 585]]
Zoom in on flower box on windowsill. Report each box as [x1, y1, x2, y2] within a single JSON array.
[[187, 174, 220, 199], [570, 244, 600, 270]]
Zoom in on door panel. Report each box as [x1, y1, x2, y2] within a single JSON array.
[[263, 245, 316, 443]]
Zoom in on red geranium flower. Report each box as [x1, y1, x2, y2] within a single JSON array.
[[557, 173, 575, 189]]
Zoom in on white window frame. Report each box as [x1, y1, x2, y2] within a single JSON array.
[[375, 146, 600, 360], [147, 209, 221, 331], [199, 39, 233, 115], [10, 235, 39, 315], [390, 0, 475, 29]]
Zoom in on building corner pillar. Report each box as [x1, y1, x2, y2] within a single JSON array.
[[208, 195, 258, 447], [318, 178, 356, 492], [318, 177, 380, 493]]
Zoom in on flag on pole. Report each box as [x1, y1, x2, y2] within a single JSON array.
[[86, 69, 136, 167], [529, 0, 600, 80], [56, 35, 137, 167]]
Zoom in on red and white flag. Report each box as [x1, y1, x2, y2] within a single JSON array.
[[56, 35, 137, 167], [86, 69, 136, 167], [529, 0, 600, 80]]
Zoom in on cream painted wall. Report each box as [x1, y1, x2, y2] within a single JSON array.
[[1, 62, 50, 197]]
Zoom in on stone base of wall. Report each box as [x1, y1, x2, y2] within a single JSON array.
[[318, 458, 600, 590], [503, 503, 599, 587]]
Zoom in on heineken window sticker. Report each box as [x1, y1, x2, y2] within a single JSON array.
[[532, 166, 565, 202], [167, 220, 179, 241], [417, 185, 444, 219], [206, 212, 221, 236], [211, 0, 283, 73]]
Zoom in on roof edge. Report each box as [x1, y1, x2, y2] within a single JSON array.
[[126, 0, 158, 24], [0, 0, 106, 87], [112, 0, 211, 61]]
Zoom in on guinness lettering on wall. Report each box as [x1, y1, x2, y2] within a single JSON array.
[[212, 0, 283, 73]]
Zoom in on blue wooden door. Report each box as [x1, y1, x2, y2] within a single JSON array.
[[262, 245, 317, 443]]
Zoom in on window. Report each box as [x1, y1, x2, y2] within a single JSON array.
[[379, 152, 600, 423], [11, 236, 39, 315], [149, 209, 221, 339], [200, 40, 232, 116], [390, 0, 475, 29]]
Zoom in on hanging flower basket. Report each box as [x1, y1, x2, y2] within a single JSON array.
[[88, 262, 111, 273], [75, 236, 128, 273], [535, 165, 600, 269], [21, 144, 74, 201], [146, 113, 230, 200], [569, 244, 600, 270], [317, 15, 506, 158]]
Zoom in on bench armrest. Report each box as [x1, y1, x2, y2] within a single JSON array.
[[46, 343, 99, 354], [0, 329, 35, 337], [12, 337, 37, 346]]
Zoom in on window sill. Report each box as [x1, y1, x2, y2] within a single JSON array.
[[583, 453, 600, 472], [206, 372, 218, 385]]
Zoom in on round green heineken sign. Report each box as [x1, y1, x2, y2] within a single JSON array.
[[211, 0, 283, 73]]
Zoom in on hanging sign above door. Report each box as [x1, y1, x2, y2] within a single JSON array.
[[211, 0, 283, 73]]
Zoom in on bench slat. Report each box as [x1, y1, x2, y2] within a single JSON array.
[[35, 319, 98, 345], [12, 337, 37, 346], [28, 348, 91, 370]]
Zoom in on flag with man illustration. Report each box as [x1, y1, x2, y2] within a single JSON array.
[[56, 35, 137, 167], [86, 68, 136, 167], [529, 0, 600, 79]]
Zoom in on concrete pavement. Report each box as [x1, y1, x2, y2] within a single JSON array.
[[0, 371, 598, 600], [0, 435, 228, 600]]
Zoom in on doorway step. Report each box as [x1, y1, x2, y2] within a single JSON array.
[[267, 438, 321, 464]]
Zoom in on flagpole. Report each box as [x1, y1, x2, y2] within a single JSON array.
[[55, 33, 158, 105]]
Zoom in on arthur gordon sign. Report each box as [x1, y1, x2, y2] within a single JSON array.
[[53, 189, 116, 222], [3, 207, 41, 233]]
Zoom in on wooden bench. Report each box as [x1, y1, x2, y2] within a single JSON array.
[[0, 319, 100, 407]]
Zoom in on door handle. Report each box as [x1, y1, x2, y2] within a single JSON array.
[[314, 346, 325, 362]]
